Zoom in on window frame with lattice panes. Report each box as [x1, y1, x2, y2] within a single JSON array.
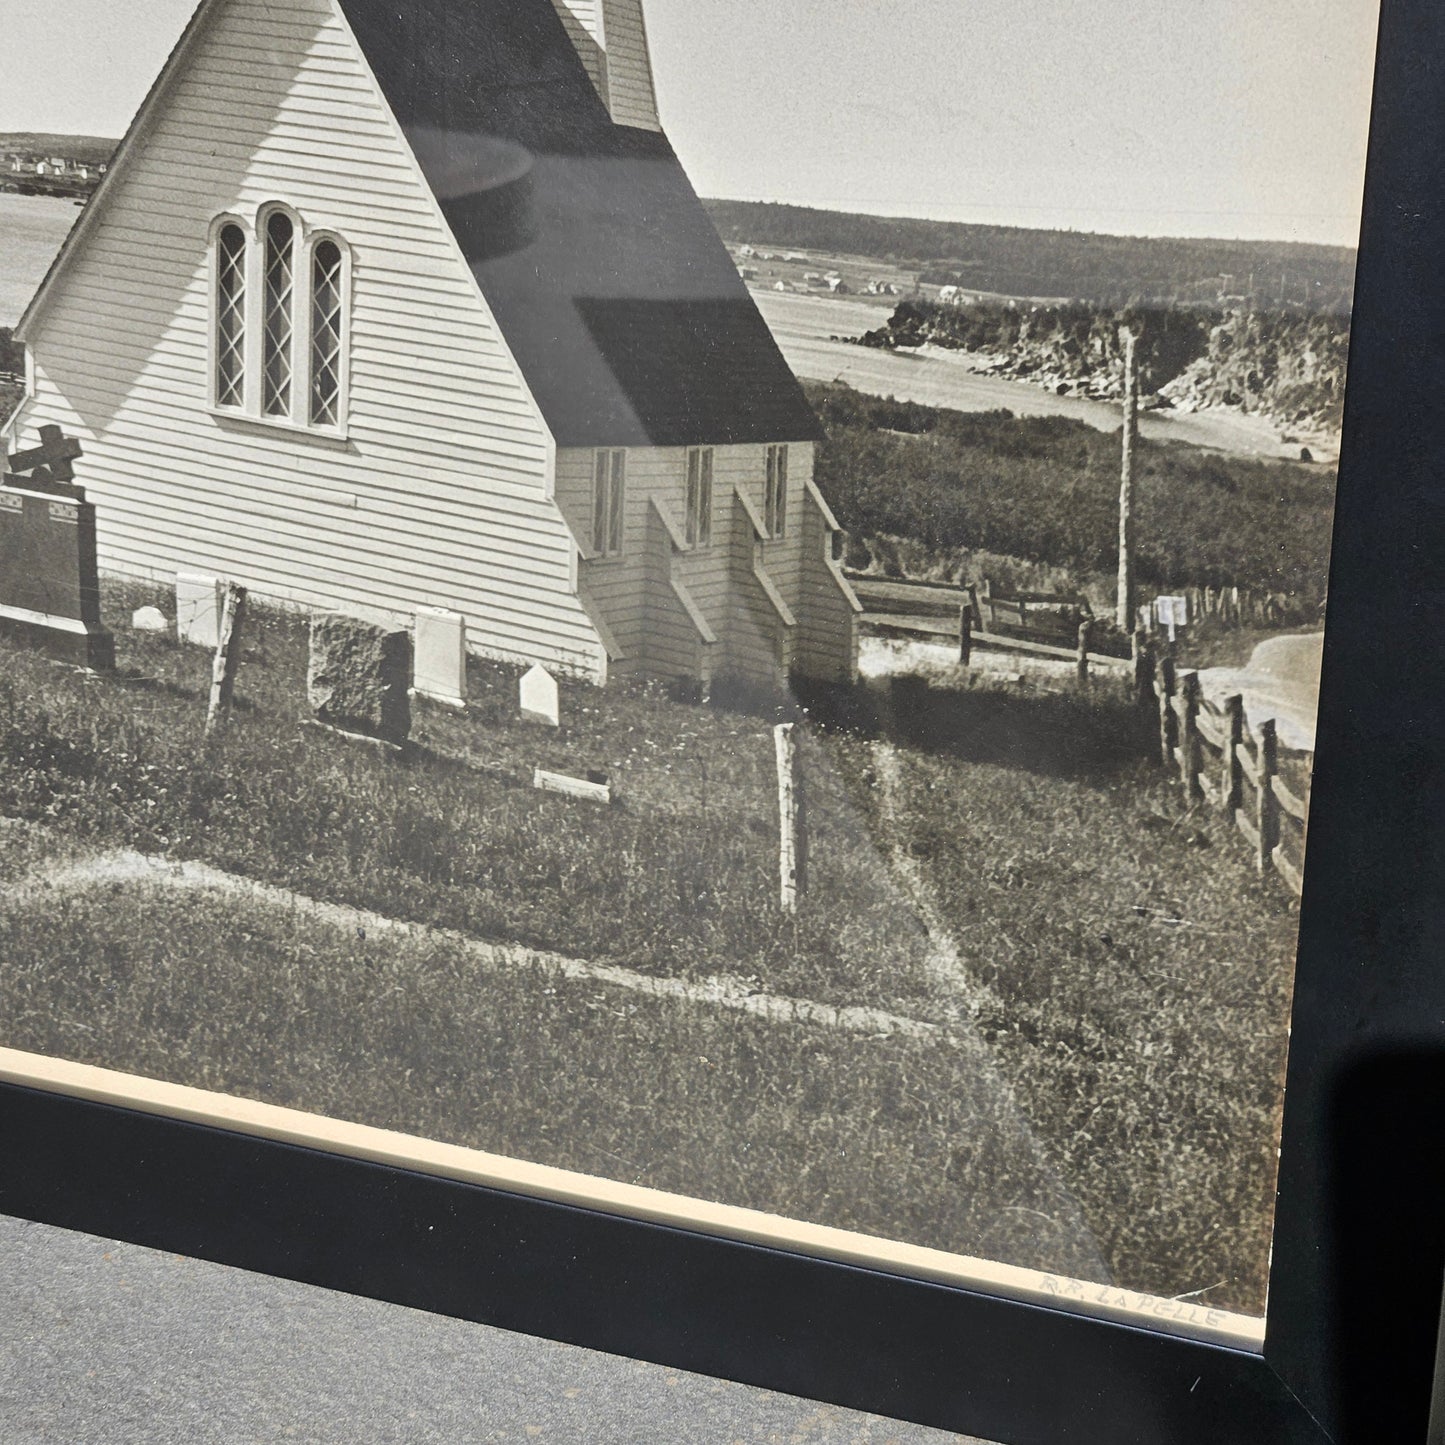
[[207, 206, 352, 437]]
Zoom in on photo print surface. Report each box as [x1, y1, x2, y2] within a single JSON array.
[[0, 0, 1378, 1336]]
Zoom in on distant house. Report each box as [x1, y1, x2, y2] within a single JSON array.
[[5, 0, 860, 689], [937, 285, 961, 303], [826, 277, 850, 294]]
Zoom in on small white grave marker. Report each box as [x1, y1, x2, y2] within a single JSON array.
[[520, 663, 559, 727], [176, 573, 222, 648], [413, 607, 467, 708], [1154, 595, 1189, 644], [131, 605, 168, 632]]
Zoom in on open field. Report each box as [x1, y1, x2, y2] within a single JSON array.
[[0, 581, 1301, 1312]]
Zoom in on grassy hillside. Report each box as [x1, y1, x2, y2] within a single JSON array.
[[807, 383, 1337, 607], [704, 199, 1356, 312], [0, 580, 1300, 1311]]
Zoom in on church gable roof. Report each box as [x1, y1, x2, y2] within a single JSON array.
[[19, 0, 821, 451], [334, 0, 822, 447]]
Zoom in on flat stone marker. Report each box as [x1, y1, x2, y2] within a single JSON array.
[[175, 573, 222, 648], [534, 768, 610, 804], [131, 606, 168, 632], [307, 613, 412, 746], [0, 441, 114, 669], [413, 607, 467, 708], [520, 663, 559, 727]]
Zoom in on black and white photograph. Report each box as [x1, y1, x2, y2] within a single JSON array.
[[0, 0, 1378, 1352]]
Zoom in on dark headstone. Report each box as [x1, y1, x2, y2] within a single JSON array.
[[307, 613, 412, 745], [0, 473, 114, 670]]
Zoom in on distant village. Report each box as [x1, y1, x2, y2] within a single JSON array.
[[1, 149, 107, 199], [730, 243, 907, 298]]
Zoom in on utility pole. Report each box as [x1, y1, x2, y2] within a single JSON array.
[[1116, 327, 1138, 631]]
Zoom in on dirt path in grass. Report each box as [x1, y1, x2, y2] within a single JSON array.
[[868, 740, 978, 1001], [11, 845, 942, 1041], [6, 825, 1113, 1281]]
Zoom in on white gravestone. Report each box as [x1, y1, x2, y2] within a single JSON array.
[[412, 607, 467, 708], [520, 663, 560, 727], [1154, 595, 1189, 644], [175, 573, 222, 648]]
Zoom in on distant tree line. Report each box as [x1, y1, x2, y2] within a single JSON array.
[[703, 200, 1356, 313]]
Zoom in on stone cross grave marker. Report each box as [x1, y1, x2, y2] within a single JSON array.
[[307, 612, 412, 746], [520, 663, 559, 727], [176, 573, 222, 648], [0, 425, 114, 669], [413, 607, 467, 708]]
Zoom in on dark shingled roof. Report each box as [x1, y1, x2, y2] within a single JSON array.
[[335, 0, 823, 448]]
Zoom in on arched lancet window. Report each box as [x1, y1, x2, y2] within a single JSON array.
[[210, 205, 349, 433], [310, 239, 344, 428], [262, 210, 296, 418], [215, 223, 247, 410]]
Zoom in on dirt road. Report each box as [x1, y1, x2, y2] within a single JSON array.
[[1198, 632, 1323, 752]]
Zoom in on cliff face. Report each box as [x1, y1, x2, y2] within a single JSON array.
[[859, 301, 1350, 432], [1158, 311, 1350, 430]]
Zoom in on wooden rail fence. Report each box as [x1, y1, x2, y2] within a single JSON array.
[[850, 575, 1131, 674], [1147, 653, 1309, 895]]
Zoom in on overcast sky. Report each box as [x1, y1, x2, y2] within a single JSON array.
[[3, 0, 1379, 247]]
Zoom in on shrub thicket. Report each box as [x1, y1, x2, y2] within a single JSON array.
[[807, 383, 1337, 604]]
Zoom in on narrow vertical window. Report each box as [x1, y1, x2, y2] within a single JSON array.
[[215, 224, 247, 409], [686, 447, 713, 547], [262, 210, 295, 418], [765, 444, 788, 538], [593, 449, 626, 557], [310, 239, 344, 427]]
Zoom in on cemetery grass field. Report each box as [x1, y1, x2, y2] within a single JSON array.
[[0, 585, 1299, 1312]]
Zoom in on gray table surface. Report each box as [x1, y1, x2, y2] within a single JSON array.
[[0, 1213, 995, 1443]]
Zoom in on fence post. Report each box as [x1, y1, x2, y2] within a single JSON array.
[[1132, 628, 1153, 707], [959, 605, 972, 666], [1178, 670, 1202, 799], [1222, 693, 1244, 815], [980, 579, 993, 630], [1256, 718, 1279, 876], [204, 581, 247, 739], [1156, 654, 1177, 768], [1076, 618, 1091, 691], [774, 722, 807, 913]]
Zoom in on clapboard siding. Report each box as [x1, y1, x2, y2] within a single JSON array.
[[599, 0, 661, 131], [556, 440, 853, 685], [548, 0, 608, 102], [548, 0, 658, 131], [796, 480, 862, 682], [16, 0, 606, 678]]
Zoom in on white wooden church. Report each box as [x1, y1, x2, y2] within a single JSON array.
[[3, 0, 860, 687]]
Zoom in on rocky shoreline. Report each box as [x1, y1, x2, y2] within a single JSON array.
[[857, 299, 1349, 456]]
